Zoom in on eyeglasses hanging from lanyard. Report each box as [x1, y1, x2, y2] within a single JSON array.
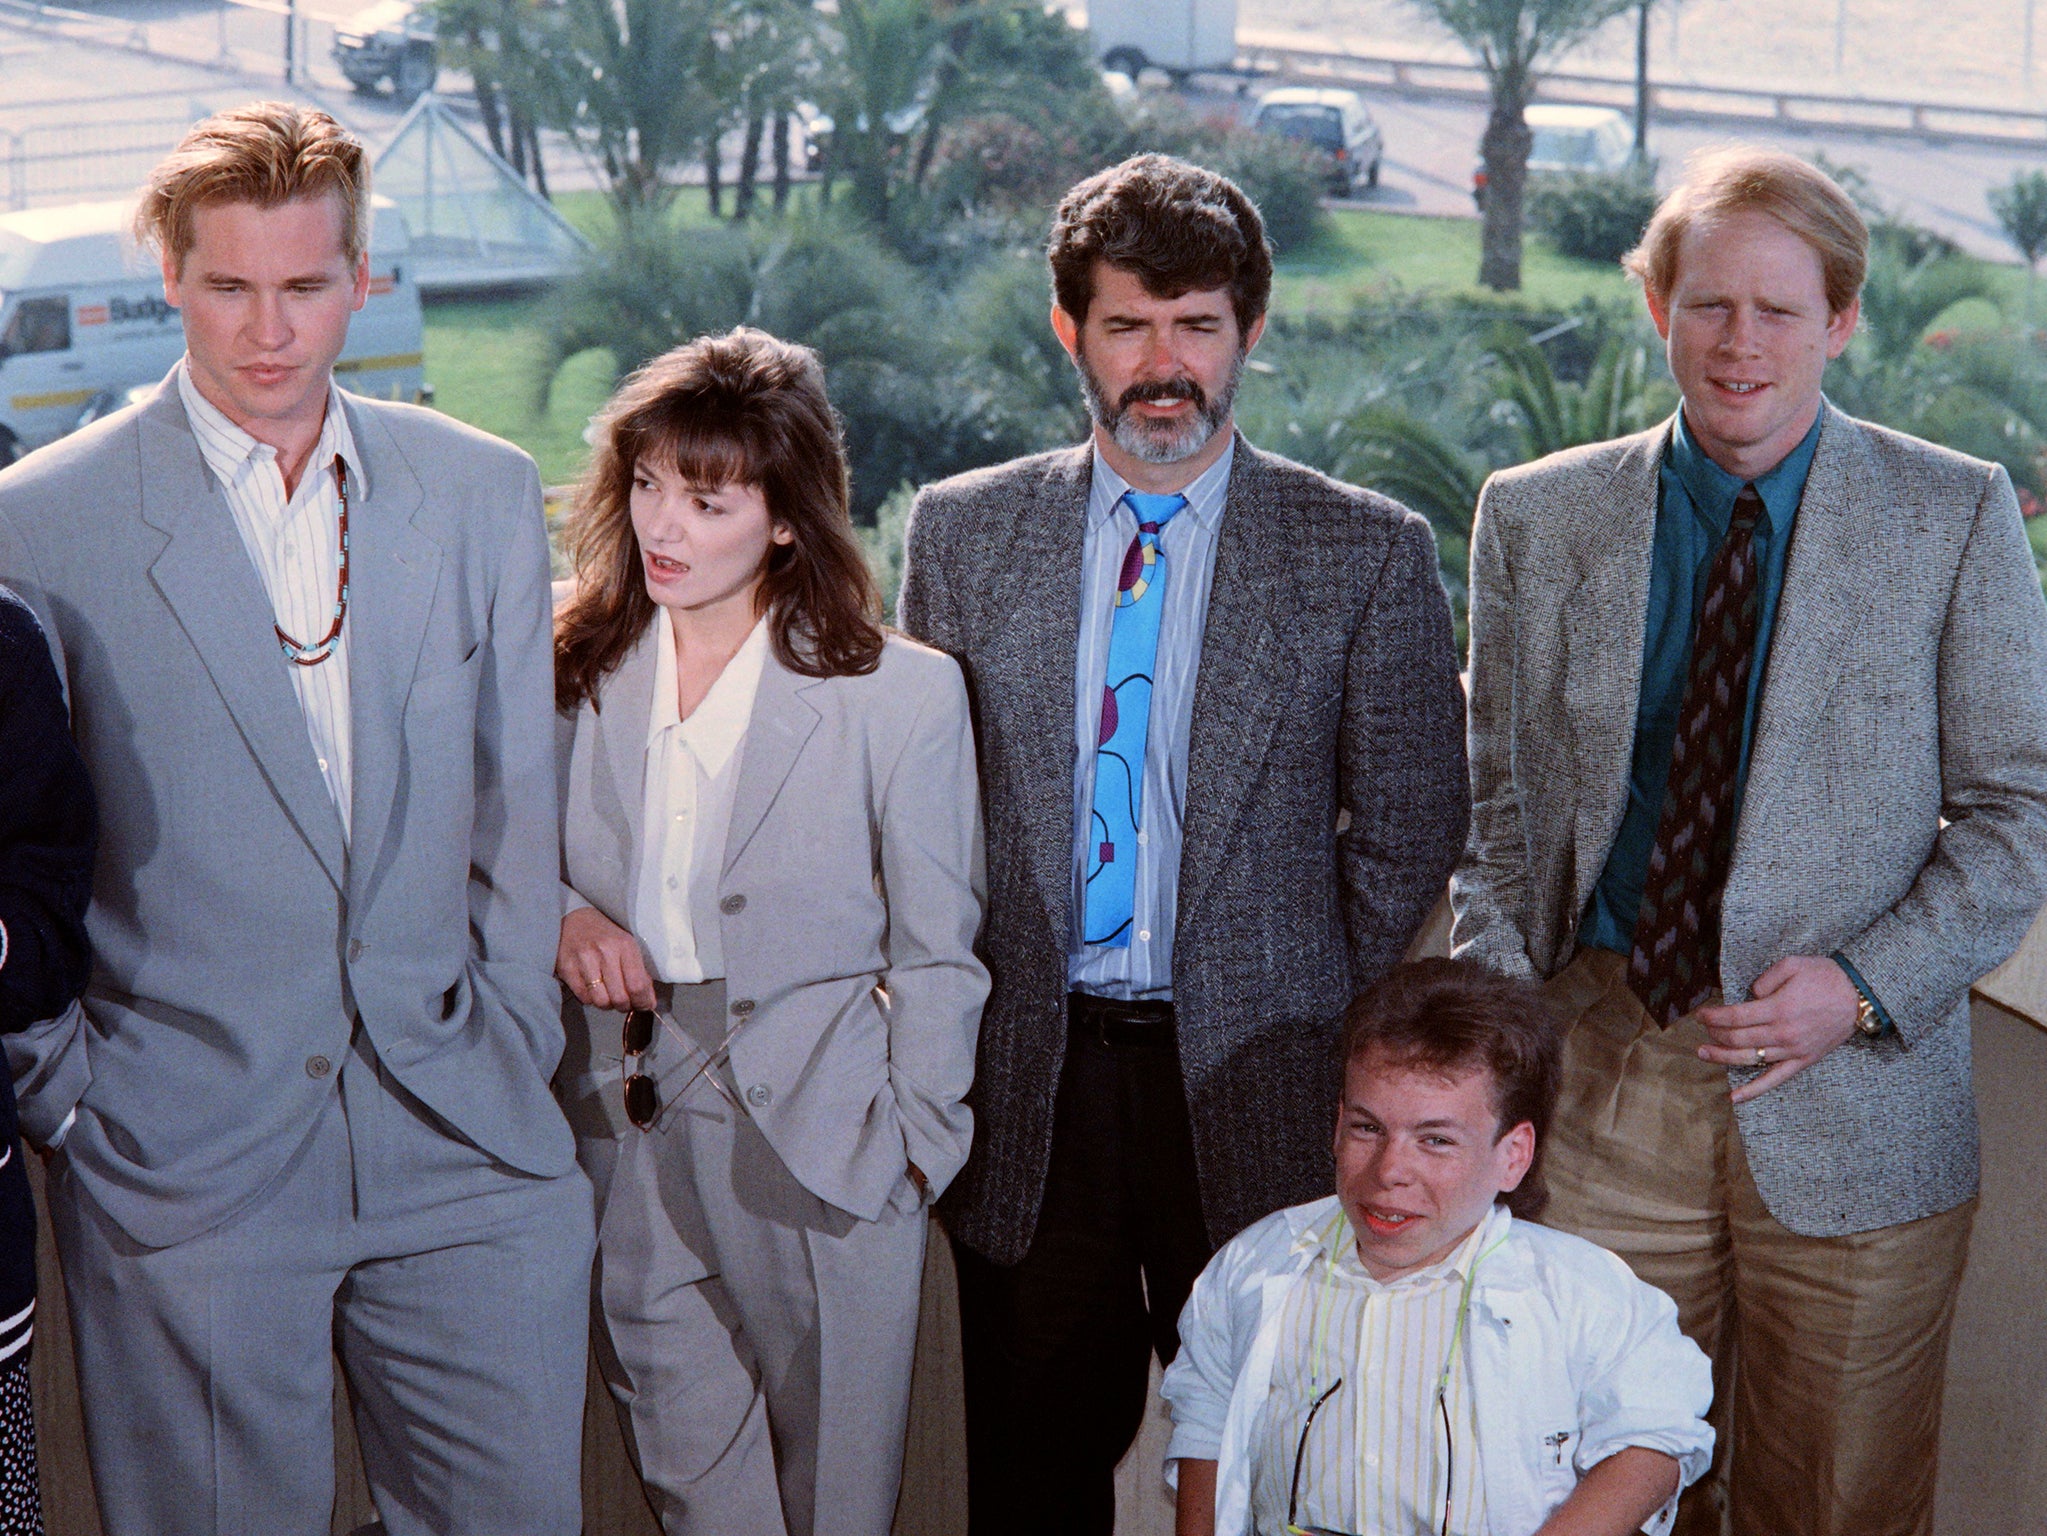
[[1285, 1214, 1510, 1536], [275, 457, 350, 667]]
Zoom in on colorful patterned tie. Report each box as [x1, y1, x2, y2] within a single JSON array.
[[1628, 484, 1766, 1026], [1082, 490, 1187, 948]]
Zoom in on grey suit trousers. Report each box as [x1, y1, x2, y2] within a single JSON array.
[[50, 1030, 595, 1536], [580, 981, 927, 1536]]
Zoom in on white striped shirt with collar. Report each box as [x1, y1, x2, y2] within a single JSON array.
[[177, 361, 364, 843], [1248, 1205, 1505, 1536]]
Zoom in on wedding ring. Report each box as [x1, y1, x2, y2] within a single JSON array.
[[1754, 1046, 1768, 1067]]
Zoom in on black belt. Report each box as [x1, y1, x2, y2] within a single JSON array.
[[1068, 991, 1176, 1048]]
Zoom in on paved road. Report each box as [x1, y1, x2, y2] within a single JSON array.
[[2, 0, 2043, 262]]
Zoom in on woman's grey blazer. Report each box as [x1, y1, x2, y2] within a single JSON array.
[[556, 621, 989, 1223]]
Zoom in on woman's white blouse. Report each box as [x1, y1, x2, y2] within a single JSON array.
[[633, 616, 769, 983]]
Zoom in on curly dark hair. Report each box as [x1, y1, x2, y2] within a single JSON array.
[[1047, 153, 1273, 334], [554, 327, 883, 712], [1340, 958, 1564, 1220]]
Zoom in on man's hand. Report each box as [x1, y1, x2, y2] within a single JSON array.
[[1695, 956, 1861, 1104], [556, 906, 657, 1014]]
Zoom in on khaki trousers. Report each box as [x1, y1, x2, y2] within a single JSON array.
[[1540, 948, 1973, 1536]]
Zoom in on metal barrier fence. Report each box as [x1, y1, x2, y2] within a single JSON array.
[[0, 114, 195, 211]]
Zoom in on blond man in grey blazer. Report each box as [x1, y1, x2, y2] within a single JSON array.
[[0, 105, 593, 1534], [1452, 148, 2047, 1536], [553, 330, 987, 1536]]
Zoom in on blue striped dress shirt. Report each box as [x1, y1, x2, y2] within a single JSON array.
[[1068, 441, 1235, 999]]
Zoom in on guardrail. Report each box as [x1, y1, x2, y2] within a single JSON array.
[[0, 0, 348, 90], [1238, 32, 2047, 151]]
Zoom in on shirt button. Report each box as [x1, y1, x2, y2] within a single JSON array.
[[720, 894, 747, 916], [666, 875, 679, 890], [731, 998, 756, 1017], [746, 1083, 773, 1108], [1137, 830, 1149, 847], [1138, 929, 1151, 942], [317, 757, 329, 772], [347, 939, 365, 961], [306, 1055, 331, 1079], [675, 811, 688, 822]]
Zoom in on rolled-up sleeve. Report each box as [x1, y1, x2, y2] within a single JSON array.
[[1162, 1240, 1251, 1469]]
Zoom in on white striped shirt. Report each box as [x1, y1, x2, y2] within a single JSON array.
[[178, 362, 363, 842], [1248, 1206, 1502, 1536], [1067, 441, 1233, 999]]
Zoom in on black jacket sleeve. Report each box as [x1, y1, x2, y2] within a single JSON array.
[[0, 583, 96, 1032]]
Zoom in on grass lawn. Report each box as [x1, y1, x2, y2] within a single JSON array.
[[1273, 208, 1639, 316]]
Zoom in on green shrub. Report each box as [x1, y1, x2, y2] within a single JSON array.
[[1527, 170, 1658, 265]]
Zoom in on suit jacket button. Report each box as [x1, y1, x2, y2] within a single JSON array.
[[731, 998, 756, 1017], [306, 1055, 332, 1079], [347, 939, 365, 961], [746, 1083, 772, 1108], [720, 894, 747, 916]]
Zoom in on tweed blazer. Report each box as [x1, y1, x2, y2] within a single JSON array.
[[0, 375, 574, 1248], [1451, 404, 2047, 1238], [900, 436, 1470, 1264], [555, 622, 989, 1223]]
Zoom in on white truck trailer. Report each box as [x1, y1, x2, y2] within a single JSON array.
[[1090, 0, 1239, 80]]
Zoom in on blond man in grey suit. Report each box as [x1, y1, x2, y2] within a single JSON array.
[[1452, 147, 2047, 1535], [552, 329, 987, 1536], [0, 105, 592, 1534]]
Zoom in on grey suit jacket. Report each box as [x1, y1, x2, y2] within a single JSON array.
[[900, 436, 1470, 1264], [1452, 404, 2047, 1237], [0, 375, 574, 1247], [555, 624, 988, 1224]]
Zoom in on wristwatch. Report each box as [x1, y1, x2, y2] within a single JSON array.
[[1852, 990, 1883, 1038]]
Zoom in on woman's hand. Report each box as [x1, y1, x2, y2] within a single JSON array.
[[557, 906, 657, 1013]]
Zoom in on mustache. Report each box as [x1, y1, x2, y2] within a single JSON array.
[[1116, 377, 1209, 416]]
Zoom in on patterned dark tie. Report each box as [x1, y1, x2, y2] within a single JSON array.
[[1628, 484, 1766, 1026]]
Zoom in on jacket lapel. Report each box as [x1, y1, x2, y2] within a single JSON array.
[[1562, 423, 1665, 915], [597, 620, 659, 903], [1178, 440, 1292, 929], [339, 397, 439, 891], [722, 645, 821, 876], [1733, 404, 1868, 864], [983, 447, 1091, 934], [139, 382, 348, 890]]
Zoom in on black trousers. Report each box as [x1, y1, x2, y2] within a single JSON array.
[[953, 994, 1214, 1536]]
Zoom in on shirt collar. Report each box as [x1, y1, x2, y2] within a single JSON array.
[[1085, 434, 1236, 533], [1299, 1203, 1511, 1293], [650, 614, 770, 778], [1668, 402, 1822, 540], [177, 358, 367, 500]]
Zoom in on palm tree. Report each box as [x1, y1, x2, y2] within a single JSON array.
[[1990, 169, 2047, 322], [1407, 0, 1637, 290]]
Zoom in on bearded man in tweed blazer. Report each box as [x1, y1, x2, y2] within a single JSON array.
[[898, 155, 1468, 1534], [1452, 147, 2047, 1536]]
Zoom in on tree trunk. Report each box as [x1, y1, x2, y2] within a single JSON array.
[[506, 101, 528, 178], [1634, 1, 1652, 161], [735, 108, 763, 222], [1478, 76, 1534, 293], [474, 71, 508, 162], [706, 130, 723, 218], [528, 122, 549, 200], [772, 111, 791, 213]]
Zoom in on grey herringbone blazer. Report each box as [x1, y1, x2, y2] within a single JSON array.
[[900, 436, 1469, 1264], [1452, 404, 2047, 1238]]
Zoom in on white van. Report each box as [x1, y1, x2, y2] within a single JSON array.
[[0, 195, 425, 463]]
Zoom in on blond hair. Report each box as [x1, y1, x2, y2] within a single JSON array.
[[136, 101, 370, 272], [1624, 147, 1868, 317]]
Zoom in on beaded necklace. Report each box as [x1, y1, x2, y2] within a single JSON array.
[[275, 456, 349, 667]]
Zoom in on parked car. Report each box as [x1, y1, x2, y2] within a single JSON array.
[[1472, 103, 1634, 205], [1249, 86, 1384, 194], [333, 0, 437, 102], [0, 197, 426, 465]]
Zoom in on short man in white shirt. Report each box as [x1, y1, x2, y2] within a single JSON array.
[[0, 103, 591, 1534], [1164, 959, 1713, 1536]]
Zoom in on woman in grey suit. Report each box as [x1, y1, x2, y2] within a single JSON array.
[[553, 328, 988, 1536]]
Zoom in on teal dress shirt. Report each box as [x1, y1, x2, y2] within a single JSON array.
[[1580, 408, 1822, 958]]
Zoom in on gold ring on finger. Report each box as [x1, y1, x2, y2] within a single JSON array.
[[1755, 1046, 1768, 1067]]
